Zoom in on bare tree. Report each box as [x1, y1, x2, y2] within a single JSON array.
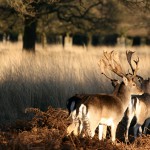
[[6, 0, 62, 51], [120, 0, 150, 40], [0, 0, 120, 52], [121, 0, 150, 12], [0, 1, 21, 41]]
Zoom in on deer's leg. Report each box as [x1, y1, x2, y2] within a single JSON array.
[[99, 125, 107, 140], [85, 113, 100, 138], [111, 123, 117, 143], [79, 104, 100, 138], [79, 119, 86, 137], [89, 120, 99, 138], [125, 110, 134, 142], [102, 125, 107, 140], [139, 126, 142, 136], [79, 120, 83, 134], [98, 125, 103, 140], [143, 118, 150, 135], [133, 123, 141, 139], [136, 115, 146, 137]]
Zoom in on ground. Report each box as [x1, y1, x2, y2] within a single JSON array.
[[0, 107, 150, 150]]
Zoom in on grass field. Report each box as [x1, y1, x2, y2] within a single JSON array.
[[0, 42, 150, 149], [0, 42, 150, 123]]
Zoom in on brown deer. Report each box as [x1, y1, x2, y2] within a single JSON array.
[[66, 76, 120, 139], [66, 52, 120, 139], [125, 77, 150, 141], [66, 51, 143, 142], [139, 78, 150, 136], [122, 51, 150, 141], [98, 51, 150, 142]]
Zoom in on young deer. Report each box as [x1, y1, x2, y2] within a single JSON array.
[[67, 51, 143, 142]]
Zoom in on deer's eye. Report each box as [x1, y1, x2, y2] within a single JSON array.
[[133, 83, 136, 86]]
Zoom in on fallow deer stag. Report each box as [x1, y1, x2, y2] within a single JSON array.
[[66, 52, 121, 139], [67, 51, 143, 142], [124, 51, 150, 141]]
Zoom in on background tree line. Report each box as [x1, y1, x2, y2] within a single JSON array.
[[0, 0, 149, 52]]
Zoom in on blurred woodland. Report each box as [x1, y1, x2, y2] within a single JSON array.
[[0, 0, 150, 52]]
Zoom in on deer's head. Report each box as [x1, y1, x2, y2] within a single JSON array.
[[99, 51, 143, 95]]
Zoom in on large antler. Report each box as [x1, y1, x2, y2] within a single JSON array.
[[99, 54, 120, 88], [100, 51, 126, 78], [126, 51, 135, 73], [126, 51, 140, 78], [98, 61, 118, 82]]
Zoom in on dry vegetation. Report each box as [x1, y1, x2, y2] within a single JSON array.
[[0, 42, 150, 149], [1, 106, 150, 150]]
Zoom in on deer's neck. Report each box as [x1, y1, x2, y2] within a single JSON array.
[[116, 82, 131, 110]]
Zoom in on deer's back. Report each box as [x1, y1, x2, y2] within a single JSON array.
[[77, 94, 124, 118]]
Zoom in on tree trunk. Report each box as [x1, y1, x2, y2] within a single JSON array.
[[23, 17, 37, 52]]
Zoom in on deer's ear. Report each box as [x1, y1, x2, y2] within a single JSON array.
[[123, 76, 128, 86]]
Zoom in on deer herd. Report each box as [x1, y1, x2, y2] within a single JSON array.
[[66, 50, 150, 144]]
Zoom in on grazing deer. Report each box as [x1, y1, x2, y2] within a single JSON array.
[[67, 51, 143, 142]]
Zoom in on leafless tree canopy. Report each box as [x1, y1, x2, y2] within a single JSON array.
[[121, 0, 150, 12], [0, 0, 120, 33], [6, 0, 61, 17]]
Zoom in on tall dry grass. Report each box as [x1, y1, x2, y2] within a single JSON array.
[[0, 42, 150, 123]]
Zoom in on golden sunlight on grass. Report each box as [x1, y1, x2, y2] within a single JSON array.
[[0, 42, 150, 123]]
